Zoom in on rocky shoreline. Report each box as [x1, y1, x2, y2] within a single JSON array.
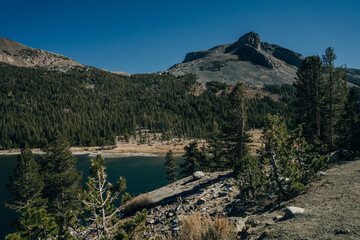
[[138, 159, 360, 239]]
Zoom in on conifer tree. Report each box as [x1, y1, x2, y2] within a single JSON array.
[[237, 155, 266, 201], [294, 56, 324, 140], [5, 207, 60, 240], [336, 88, 360, 155], [38, 132, 82, 229], [289, 125, 328, 185], [260, 114, 289, 197], [71, 155, 146, 239], [198, 144, 209, 171], [260, 116, 329, 198], [181, 141, 201, 176], [322, 47, 348, 150], [207, 121, 228, 171], [164, 150, 178, 183], [229, 83, 249, 161], [225, 82, 251, 173], [5, 145, 46, 212]]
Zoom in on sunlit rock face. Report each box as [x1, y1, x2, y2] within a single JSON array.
[[0, 37, 84, 72], [162, 32, 304, 86]]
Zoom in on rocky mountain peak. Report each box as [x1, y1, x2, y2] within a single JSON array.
[[225, 31, 261, 54], [163, 32, 305, 86], [236, 31, 261, 48]]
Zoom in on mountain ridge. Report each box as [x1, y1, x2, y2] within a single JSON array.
[[1, 34, 359, 87], [161, 32, 305, 86], [0, 37, 84, 72]]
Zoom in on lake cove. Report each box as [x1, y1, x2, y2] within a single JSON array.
[[0, 154, 183, 239]]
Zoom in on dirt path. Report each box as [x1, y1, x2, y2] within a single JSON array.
[[261, 159, 360, 239]]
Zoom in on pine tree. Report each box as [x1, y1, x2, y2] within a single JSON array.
[[71, 155, 146, 239], [294, 56, 324, 140], [229, 83, 249, 162], [5, 145, 46, 212], [237, 155, 266, 201], [198, 144, 209, 171], [207, 121, 228, 171], [38, 133, 82, 229], [260, 117, 329, 198], [288, 125, 328, 189], [225, 82, 251, 173], [336, 88, 360, 155], [181, 141, 201, 176], [5, 207, 60, 240], [322, 47, 348, 150], [165, 150, 178, 183], [260, 114, 289, 198]]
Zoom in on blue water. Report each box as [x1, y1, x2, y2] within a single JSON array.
[[0, 154, 183, 238]]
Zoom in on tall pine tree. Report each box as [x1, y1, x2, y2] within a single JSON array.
[[294, 56, 324, 140], [207, 121, 228, 171], [5, 145, 46, 212], [165, 150, 178, 183], [38, 133, 82, 229], [181, 141, 201, 176], [226, 82, 251, 173], [336, 88, 360, 155], [322, 47, 348, 150]]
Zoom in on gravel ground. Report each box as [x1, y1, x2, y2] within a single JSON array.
[[261, 158, 360, 240]]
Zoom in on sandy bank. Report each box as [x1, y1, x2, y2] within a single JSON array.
[[0, 129, 263, 157], [0, 139, 206, 158]]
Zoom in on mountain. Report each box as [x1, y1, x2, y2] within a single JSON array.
[[162, 32, 305, 86], [347, 68, 360, 87], [2, 34, 359, 87], [0, 37, 84, 72]]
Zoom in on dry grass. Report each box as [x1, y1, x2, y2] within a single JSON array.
[[121, 194, 152, 216], [248, 128, 263, 153], [174, 214, 236, 240]]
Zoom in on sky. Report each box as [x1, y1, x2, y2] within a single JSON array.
[[1, 0, 359, 74]]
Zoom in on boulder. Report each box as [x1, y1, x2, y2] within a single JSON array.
[[284, 206, 305, 218], [193, 171, 205, 180], [230, 217, 248, 233]]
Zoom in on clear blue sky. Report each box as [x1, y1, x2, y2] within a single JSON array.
[[1, 0, 359, 73]]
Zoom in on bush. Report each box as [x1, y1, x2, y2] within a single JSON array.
[[288, 181, 306, 196], [121, 194, 152, 216]]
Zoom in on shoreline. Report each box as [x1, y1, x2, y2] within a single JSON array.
[[0, 149, 184, 158], [0, 139, 203, 158], [0, 149, 258, 158], [0, 129, 263, 158]]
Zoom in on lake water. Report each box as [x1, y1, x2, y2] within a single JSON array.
[[0, 154, 183, 238]]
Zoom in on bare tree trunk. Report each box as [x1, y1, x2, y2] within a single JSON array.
[[247, 166, 255, 198], [270, 152, 285, 197], [329, 86, 334, 150]]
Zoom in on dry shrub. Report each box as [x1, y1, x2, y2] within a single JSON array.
[[175, 214, 236, 240], [122, 194, 152, 216]]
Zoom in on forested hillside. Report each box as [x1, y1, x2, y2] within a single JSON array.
[[0, 63, 292, 149]]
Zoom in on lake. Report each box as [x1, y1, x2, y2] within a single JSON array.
[[0, 154, 183, 238]]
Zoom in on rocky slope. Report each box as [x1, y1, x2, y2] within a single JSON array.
[[161, 32, 304, 86], [141, 158, 360, 239], [0, 37, 84, 72], [347, 68, 360, 86]]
